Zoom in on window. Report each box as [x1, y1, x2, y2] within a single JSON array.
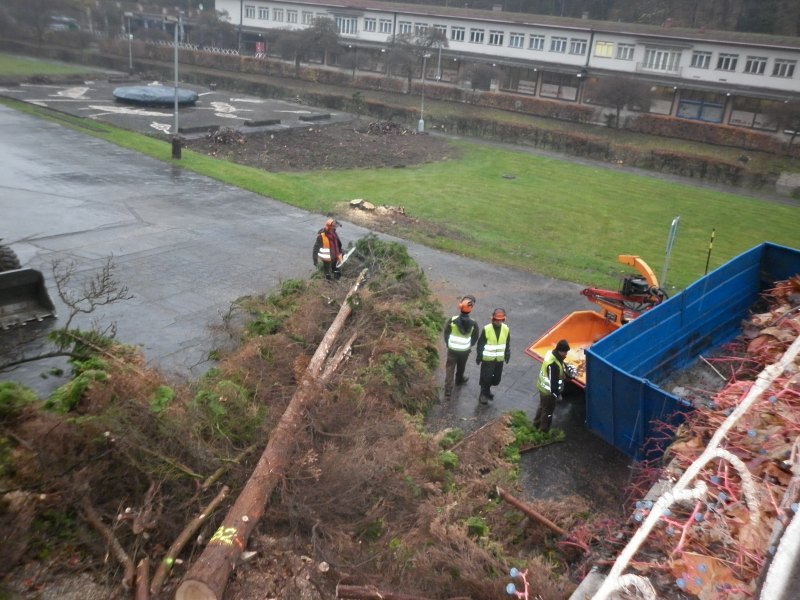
[[550, 37, 567, 53], [287, 10, 297, 24], [690, 51, 711, 69], [643, 48, 681, 72], [773, 59, 796, 78], [379, 19, 392, 34], [244, 5, 255, 19], [716, 53, 738, 71], [272, 8, 284, 22], [509, 33, 524, 49], [336, 16, 357, 35], [302, 11, 314, 25], [258, 7, 268, 20], [398, 21, 412, 35], [470, 28, 485, 44], [569, 38, 587, 55], [616, 43, 635, 60], [363, 17, 376, 32], [744, 56, 767, 75], [414, 23, 428, 36], [594, 41, 613, 58], [488, 31, 504, 46], [450, 26, 465, 42], [434, 25, 447, 36], [529, 34, 544, 50]]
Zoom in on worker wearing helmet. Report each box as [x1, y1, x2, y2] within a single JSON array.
[[442, 295, 479, 400], [312, 218, 343, 281], [475, 308, 510, 404], [534, 339, 571, 431]]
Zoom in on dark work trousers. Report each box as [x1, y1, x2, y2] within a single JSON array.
[[321, 261, 341, 280], [444, 350, 470, 398], [479, 361, 504, 400], [534, 391, 557, 431]]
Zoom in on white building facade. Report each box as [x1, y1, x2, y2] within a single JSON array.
[[215, 0, 800, 129]]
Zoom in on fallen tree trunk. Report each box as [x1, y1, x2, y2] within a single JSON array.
[[496, 486, 567, 537], [176, 270, 368, 600]]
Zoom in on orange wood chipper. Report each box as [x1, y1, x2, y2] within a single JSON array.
[[525, 255, 668, 388]]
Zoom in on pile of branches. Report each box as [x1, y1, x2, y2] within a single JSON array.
[[0, 235, 586, 600], [205, 127, 246, 145], [594, 276, 800, 599], [366, 120, 412, 136]]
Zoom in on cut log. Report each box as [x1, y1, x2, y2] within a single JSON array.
[[150, 485, 230, 595], [176, 270, 368, 600], [496, 486, 567, 537]]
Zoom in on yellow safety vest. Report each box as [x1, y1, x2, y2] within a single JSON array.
[[481, 323, 509, 362], [447, 317, 474, 352], [537, 350, 565, 395]]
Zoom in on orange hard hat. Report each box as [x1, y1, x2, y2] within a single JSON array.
[[491, 308, 506, 321], [325, 218, 339, 230], [459, 295, 475, 313]]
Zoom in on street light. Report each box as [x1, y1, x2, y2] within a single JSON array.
[[172, 13, 182, 160], [127, 34, 133, 74], [418, 53, 431, 133]]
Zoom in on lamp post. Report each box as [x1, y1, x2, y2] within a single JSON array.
[[418, 53, 430, 133], [172, 13, 182, 160], [124, 12, 133, 75]]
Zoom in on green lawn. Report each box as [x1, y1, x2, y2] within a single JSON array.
[[0, 53, 98, 76], [2, 95, 798, 293]]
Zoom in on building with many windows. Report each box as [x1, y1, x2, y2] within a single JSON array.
[[216, 0, 800, 131]]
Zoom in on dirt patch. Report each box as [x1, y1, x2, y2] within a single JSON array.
[[185, 119, 461, 172]]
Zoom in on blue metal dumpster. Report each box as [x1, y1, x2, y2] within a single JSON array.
[[585, 242, 800, 460]]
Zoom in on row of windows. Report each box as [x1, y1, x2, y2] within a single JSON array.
[[689, 50, 795, 77], [243, 5, 797, 78]]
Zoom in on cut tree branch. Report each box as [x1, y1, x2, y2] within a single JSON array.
[[175, 270, 368, 600], [496, 486, 567, 537]]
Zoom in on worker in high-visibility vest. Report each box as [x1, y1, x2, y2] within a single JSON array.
[[442, 295, 479, 400], [312, 218, 343, 281], [475, 308, 510, 404], [534, 339, 570, 432]]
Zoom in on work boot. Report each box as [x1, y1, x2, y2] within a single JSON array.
[[486, 389, 495, 399], [478, 392, 489, 405], [456, 376, 469, 385]]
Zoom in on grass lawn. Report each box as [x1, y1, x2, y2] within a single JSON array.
[[2, 90, 798, 293], [0, 53, 100, 77]]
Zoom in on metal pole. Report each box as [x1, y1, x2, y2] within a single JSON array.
[[436, 45, 442, 80], [418, 53, 429, 133], [704, 228, 715, 275], [172, 14, 181, 160], [661, 216, 680, 287], [128, 34, 133, 74]]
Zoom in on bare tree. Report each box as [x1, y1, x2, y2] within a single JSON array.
[[188, 9, 237, 49], [385, 29, 448, 92], [587, 75, 651, 128], [0, 257, 133, 372]]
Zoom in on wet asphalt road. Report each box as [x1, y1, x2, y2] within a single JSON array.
[[0, 98, 631, 515]]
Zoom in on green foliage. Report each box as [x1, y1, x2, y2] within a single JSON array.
[[247, 312, 281, 336], [190, 379, 264, 444], [438, 450, 459, 470], [357, 518, 385, 542], [149, 385, 175, 414], [465, 516, 489, 538], [438, 428, 464, 449], [0, 381, 38, 419], [503, 410, 565, 463], [47, 328, 113, 358], [30, 508, 80, 560], [45, 370, 108, 413]]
